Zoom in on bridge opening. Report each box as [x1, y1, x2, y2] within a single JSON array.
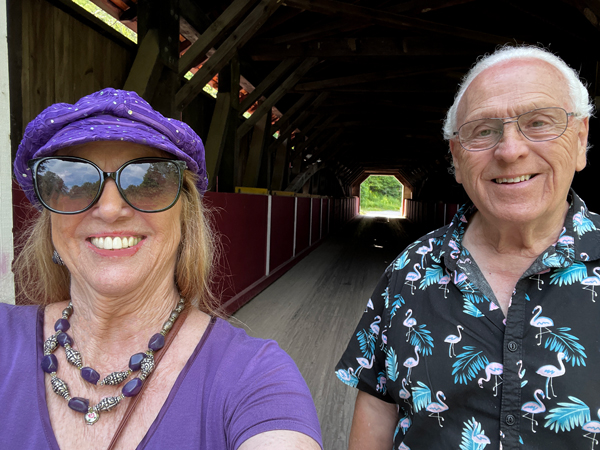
[[359, 175, 404, 218]]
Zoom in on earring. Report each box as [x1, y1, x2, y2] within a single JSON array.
[[52, 250, 65, 266]]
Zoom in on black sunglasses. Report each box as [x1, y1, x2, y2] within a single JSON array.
[[28, 156, 187, 214]]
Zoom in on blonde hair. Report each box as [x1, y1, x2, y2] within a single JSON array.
[[13, 171, 223, 316]]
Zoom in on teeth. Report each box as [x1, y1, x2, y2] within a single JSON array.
[[495, 174, 532, 184], [91, 236, 141, 250]]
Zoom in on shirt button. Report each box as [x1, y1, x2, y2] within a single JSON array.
[[507, 341, 518, 352], [506, 414, 516, 426]]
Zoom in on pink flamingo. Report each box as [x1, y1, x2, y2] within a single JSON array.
[[529, 268, 550, 290], [449, 240, 460, 259], [581, 267, 600, 302], [380, 325, 388, 350], [471, 420, 491, 449], [370, 315, 382, 335], [558, 227, 575, 246], [399, 378, 412, 413], [398, 443, 411, 450], [404, 263, 422, 295], [521, 389, 546, 432], [399, 415, 411, 435], [583, 409, 600, 449], [403, 346, 420, 382], [403, 309, 417, 342], [438, 270, 451, 298], [530, 305, 554, 346], [426, 391, 449, 427], [416, 238, 435, 264], [355, 355, 374, 376], [478, 362, 503, 396], [444, 325, 463, 358], [536, 352, 566, 398]]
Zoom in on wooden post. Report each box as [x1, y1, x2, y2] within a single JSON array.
[[0, 0, 14, 303], [242, 113, 269, 187]]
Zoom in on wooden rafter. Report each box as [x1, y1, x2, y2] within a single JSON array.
[[123, 28, 162, 99], [237, 57, 319, 138], [175, 0, 281, 111]]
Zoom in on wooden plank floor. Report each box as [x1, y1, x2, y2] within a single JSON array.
[[233, 216, 419, 450]]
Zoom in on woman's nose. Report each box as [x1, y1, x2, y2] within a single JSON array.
[[92, 179, 134, 221]]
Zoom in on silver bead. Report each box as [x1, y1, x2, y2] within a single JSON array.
[[162, 320, 173, 332], [51, 375, 70, 399], [100, 369, 131, 386], [95, 395, 124, 412], [140, 352, 155, 380], [170, 311, 179, 320], [43, 334, 58, 355], [65, 344, 83, 369]]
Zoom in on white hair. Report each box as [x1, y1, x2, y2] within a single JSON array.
[[442, 45, 594, 140]]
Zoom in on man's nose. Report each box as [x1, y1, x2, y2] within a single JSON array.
[[493, 121, 529, 162]]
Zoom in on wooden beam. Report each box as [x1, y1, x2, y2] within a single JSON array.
[[270, 138, 288, 190], [176, 0, 281, 110], [272, 93, 317, 133], [295, 66, 464, 91], [272, 19, 367, 44], [283, 0, 515, 45], [242, 113, 269, 187], [293, 115, 337, 155], [179, 0, 213, 35], [237, 57, 319, 138], [205, 92, 232, 190], [123, 29, 162, 100], [178, 0, 259, 77], [239, 57, 300, 114], [285, 162, 326, 192]]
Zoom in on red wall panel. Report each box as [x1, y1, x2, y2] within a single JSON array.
[[311, 198, 321, 244], [204, 192, 268, 300], [295, 198, 310, 254], [269, 196, 295, 271]]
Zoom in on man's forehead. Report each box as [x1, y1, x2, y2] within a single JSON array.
[[457, 59, 569, 119]]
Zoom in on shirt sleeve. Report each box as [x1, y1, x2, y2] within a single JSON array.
[[335, 266, 395, 403], [226, 340, 323, 449]]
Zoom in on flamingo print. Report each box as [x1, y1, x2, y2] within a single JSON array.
[[517, 360, 528, 387], [581, 267, 600, 302], [583, 410, 600, 449], [403, 346, 420, 382], [471, 420, 491, 449], [426, 391, 449, 427], [405, 263, 422, 295], [529, 268, 550, 290], [521, 389, 546, 432], [399, 415, 411, 435], [438, 270, 451, 298], [399, 378, 412, 414], [355, 355, 374, 376], [403, 309, 417, 342], [416, 238, 435, 264], [536, 351, 566, 398], [530, 305, 554, 346], [369, 315, 382, 335], [444, 325, 463, 358], [335, 368, 358, 387], [545, 398, 600, 448], [478, 362, 503, 397], [574, 205, 597, 237]]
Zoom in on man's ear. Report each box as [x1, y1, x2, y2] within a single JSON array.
[[575, 116, 589, 172], [449, 139, 463, 184]]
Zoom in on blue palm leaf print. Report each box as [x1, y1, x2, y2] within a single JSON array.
[[452, 346, 489, 385], [544, 396, 590, 432], [382, 287, 390, 308], [463, 291, 488, 304], [463, 300, 484, 318], [574, 208, 597, 237], [390, 295, 405, 322], [549, 262, 587, 286], [385, 347, 399, 381], [460, 418, 488, 450], [419, 264, 443, 290], [335, 368, 359, 388], [412, 381, 432, 413], [356, 329, 376, 360], [544, 327, 587, 367], [394, 251, 410, 271], [408, 324, 434, 356]]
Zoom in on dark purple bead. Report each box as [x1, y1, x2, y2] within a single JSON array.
[[54, 318, 70, 332], [122, 378, 143, 397], [148, 333, 165, 351], [68, 397, 90, 413], [57, 332, 72, 347], [129, 352, 146, 371], [41, 354, 58, 373], [81, 367, 100, 385]]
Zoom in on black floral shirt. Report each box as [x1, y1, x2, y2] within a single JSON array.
[[336, 190, 600, 450]]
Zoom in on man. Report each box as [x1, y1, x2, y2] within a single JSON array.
[[336, 45, 598, 449]]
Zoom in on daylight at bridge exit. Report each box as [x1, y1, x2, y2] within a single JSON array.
[[2, 1, 600, 449]]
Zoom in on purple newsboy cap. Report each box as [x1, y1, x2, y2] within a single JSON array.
[[14, 88, 208, 208]]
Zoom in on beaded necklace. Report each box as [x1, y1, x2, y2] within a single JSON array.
[[41, 297, 185, 425]]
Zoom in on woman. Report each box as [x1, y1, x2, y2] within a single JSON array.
[[2, 88, 322, 449]]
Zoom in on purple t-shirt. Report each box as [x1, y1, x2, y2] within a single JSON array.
[[0, 303, 322, 449]]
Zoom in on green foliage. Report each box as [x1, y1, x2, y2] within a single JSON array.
[[360, 176, 403, 212]]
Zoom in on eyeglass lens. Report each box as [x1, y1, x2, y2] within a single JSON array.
[[35, 158, 182, 213], [458, 107, 569, 151]]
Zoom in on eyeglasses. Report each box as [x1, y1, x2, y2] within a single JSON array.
[[28, 156, 187, 214], [453, 107, 576, 152]]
